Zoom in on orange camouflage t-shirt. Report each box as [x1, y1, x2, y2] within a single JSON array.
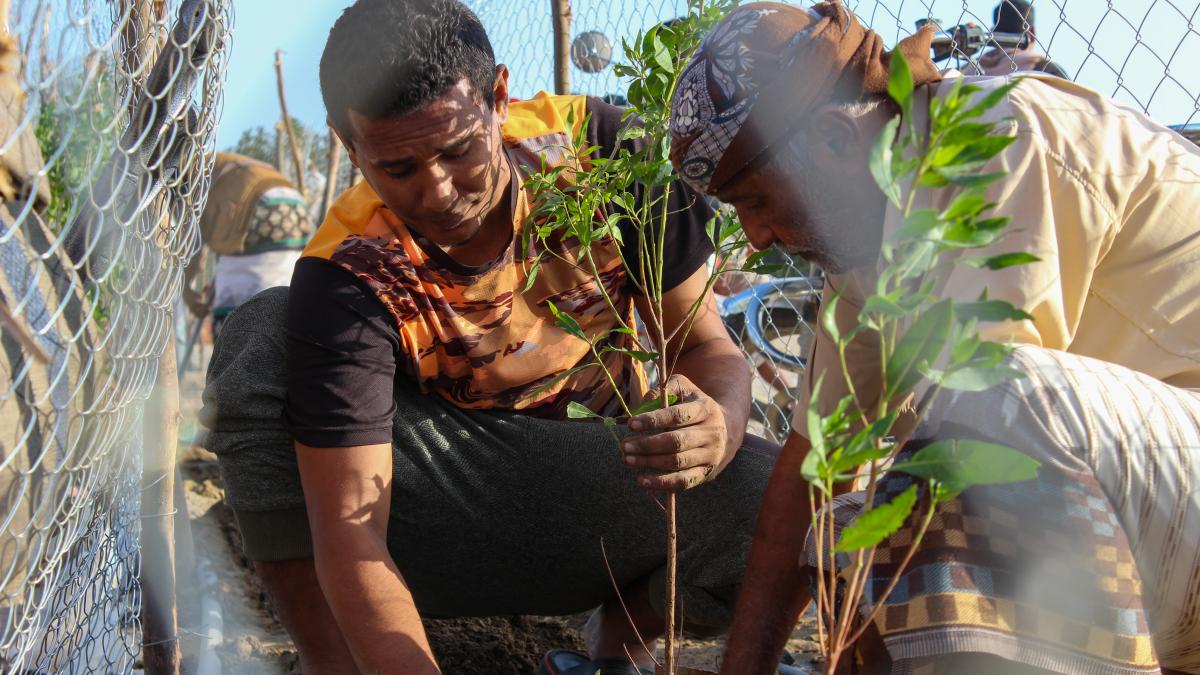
[[285, 94, 714, 448]]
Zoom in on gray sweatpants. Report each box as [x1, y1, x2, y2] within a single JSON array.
[[200, 288, 776, 633]]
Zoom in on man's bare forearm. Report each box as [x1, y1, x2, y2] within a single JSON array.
[[720, 432, 814, 675], [297, 442, 439, 674], [313, 532, 439, 674]]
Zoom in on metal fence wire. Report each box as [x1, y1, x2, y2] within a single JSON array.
[[0, 0, 230, 671], [465, 0, 1200, 442]]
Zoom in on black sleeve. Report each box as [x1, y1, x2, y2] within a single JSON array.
[[585, 96, 716, 293], [285, 257, 400, 448]]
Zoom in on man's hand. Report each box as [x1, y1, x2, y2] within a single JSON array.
[[623, 374, 736, 492]]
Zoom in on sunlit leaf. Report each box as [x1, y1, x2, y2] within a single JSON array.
[[820, 292, 841, 343], [869, 115, 902, 206], [547, 301, 586, 339], [631, 393, 680, 416], [617, 124, 647, 143], [567, 401, 600, 419], [861, 294, 907, 320], [953, 299, 1032, 323], [887, 49, 914, 119], [891, 439, 1039, 501], [940, 364, 1026, 391], [527, 363, 599, 397], [835, 485, 918, 552], [960, 252, 1041, 270]]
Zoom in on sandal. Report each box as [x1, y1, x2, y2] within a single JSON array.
[[539, 649, 655, 675]]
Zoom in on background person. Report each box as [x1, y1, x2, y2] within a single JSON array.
[[963, 0, 1069, 78], [182, 152, 312, 336]]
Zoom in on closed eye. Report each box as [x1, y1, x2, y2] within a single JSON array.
[[442, 141, 472, 159]]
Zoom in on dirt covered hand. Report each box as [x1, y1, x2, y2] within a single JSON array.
[[623, 374, 737, 492]]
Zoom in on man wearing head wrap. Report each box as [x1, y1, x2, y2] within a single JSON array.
[[671, 3, 1200, 674]]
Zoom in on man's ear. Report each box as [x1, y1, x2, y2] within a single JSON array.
[[807, 105, 863, 168], [329, 117, 358, 168], [492, 64, 510, 124]]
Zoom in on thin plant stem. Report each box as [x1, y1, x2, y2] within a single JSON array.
[[600, 538, 661, 667], [844, 499, 937, 647]]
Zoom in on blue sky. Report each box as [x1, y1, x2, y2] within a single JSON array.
[[216, 0, 1200, 149]]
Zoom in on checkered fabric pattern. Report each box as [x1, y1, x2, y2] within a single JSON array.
[[867, 453, 1156, 673], [241, 186, 312, 253], [810, 458, 1159, 674]]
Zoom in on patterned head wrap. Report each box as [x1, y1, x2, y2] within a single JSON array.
[[669, 1, 942, 195]]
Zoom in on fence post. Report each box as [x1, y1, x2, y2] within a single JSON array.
[[141, 333, 182, 675], [275, 49, 307, 199], [550, 0, 571, 95]]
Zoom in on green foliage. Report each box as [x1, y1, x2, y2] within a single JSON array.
[[795, 62, 1050, 675], [892, 439, 1040, 501], [521, 0, 746, 424], [805, 56, 1043, 647], [228, 115, 330, 179], [34, 64, 120, 231]]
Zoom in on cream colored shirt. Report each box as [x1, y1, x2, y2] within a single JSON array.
[[795, 73, 1200, 438]]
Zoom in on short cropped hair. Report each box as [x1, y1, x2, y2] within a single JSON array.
[[993, 0, 1035, 42], [320, 0, 497, 140]]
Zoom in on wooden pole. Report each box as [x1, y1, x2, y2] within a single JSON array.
[[140, 333, 181, 675], [550, 0, 572, 95], [321, 127, 341, 217], [274, 49, 307, 199]]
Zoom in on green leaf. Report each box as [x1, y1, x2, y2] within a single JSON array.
[[960, 252, 1041, 270], [615, 348, 658, 363], [631, 393, 680, 416], [835, 485, 918, 552], [896, 208, 940, 239], [805, 374, 828, 462], [954, 300, 1032, 323], [940, 191, 987, 221], [522, 255, 543, 293], [887, 50, 914, 118], [955, 134, 1017, 165], [940, 364, 1026, 392], [801, 445, 824, 486], [651, 32, 674, 73], [868, 115, 902, 206], [527, 363, 599, 397], [861, 294, 908, 320], [891, 439, 1039, 501], [547, 301, 586, 340], [961, 79, 1022, 121], [934, 166, 1007, 189], [830, 409, 900, 475], [567, 401, 601, 419], [820, 291, 841, 343], [616, 124, 646, 143], [885, 299, 953, 397]]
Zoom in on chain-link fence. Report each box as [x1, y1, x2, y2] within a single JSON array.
[[0, 0, 231, 670], [463, 0, 1200, 442]]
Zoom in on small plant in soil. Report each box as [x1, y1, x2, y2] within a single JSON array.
[[521, 1, 756, 672]]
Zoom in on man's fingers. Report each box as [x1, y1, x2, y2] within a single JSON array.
[[624, 447, 715, 472], [623, 426, 719, 456], [637, 466, 712, 493], [628, 399, 707, 433]]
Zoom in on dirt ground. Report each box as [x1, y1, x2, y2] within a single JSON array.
[[176, 361, 821, 675]]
